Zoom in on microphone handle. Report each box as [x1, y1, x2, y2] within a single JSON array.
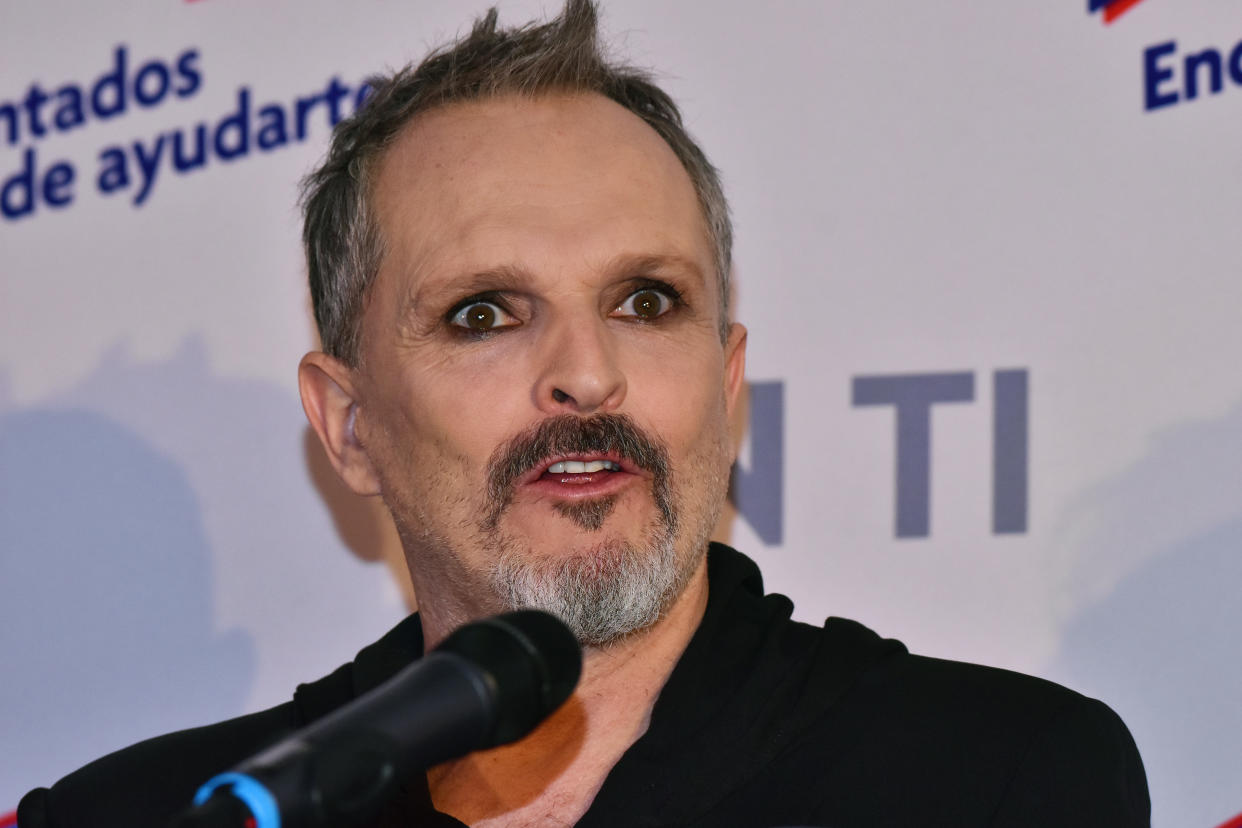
[[171, 651, 496, 828]]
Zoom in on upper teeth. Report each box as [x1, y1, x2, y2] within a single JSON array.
[[547, 459, 620, 474]]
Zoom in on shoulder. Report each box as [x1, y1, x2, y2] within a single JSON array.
[[707, 545, 1146, 787], [652, 546, 1151, 827], [801, 623, 1151, 826], [17, 704, 298, 828]]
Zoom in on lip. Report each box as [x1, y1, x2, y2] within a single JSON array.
[[515, 452, 647, 501]]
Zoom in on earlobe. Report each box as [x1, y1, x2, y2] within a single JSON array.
[[298, 352, 382, 497]]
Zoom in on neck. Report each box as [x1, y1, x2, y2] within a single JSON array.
[[426, 555, 709, 827]]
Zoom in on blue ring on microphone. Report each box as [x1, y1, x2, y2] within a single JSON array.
[[194, 772, 281, 828]]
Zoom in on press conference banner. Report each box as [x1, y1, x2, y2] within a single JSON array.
[[3, 2, 1240, 825]]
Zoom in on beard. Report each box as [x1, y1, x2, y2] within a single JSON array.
[[488, 524, 687, 647], [481, 413, 703, 647], [384, 411, 730, 649]]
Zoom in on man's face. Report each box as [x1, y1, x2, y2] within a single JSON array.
[[348, 93, 745, 644]]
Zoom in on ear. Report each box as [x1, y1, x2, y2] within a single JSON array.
[[298, 351, 382, 497], [722, 322, 748, 418]]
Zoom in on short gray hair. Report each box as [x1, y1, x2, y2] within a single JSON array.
[[301, 0, 733, 365]]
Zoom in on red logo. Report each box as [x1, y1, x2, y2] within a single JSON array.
[[1089, 0, 1149, 24]]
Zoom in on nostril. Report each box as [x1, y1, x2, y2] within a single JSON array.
[[552, 388, 571, 404]]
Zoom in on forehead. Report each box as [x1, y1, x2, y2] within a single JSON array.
[[368, 92, 714, 299]]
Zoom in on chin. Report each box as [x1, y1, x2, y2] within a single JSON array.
[[486, 522, 693, 647]]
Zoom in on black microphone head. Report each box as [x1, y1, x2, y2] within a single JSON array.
[[436, 610, 582, 745]]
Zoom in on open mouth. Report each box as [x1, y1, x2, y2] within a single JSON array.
[[543, 458, 621, 480], [520, 454, 641, 498], [482, 414, 672, 531]]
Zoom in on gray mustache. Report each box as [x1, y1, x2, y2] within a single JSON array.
[[483, 414, 673, 528]]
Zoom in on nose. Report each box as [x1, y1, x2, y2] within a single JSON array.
[[533, 316, 627, 415]]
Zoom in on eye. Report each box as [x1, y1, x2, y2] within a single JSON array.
[[612, 287, 675, 321], [449, 300, 519, 332]]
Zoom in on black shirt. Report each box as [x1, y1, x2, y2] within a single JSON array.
[[19, 543, 1150, 827]]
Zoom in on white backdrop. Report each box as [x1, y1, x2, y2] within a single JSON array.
[[3, 1, 1240, 825]]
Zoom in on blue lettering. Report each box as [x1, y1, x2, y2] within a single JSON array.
[[22, 84, 50, 138], [324, 77, 350, 127], [1, 148, 36, 219], [175, 49, 202, 99], [2, 44, 207, 150], [213, 88, 251, 161], [1184, 48, 1224, 100], [1230, 41, 1242, 85], [41, 161, 74, 208], [853, 372, 974, 538], [0, 101, 17, 145], [131, 134, 166, 206], [91, 45, 128, 119], [96, 146, 129, 194], [6, 64, 373, 215], [729, 381, 784, 545], [295, 91, 324, 141], [256, 105, 288, 151], [1144, 41, 1179, 111], [134, 60, 171, 108], [172, 124, 208, 172], [52, 86, 86, 132], [992, 370, 1028, 534], [1, 148, 75, 219]]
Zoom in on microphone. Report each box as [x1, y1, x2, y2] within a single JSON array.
[[171, 610, 581, 828]]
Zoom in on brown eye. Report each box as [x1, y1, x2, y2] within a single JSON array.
[[632, 290, 662, 318], [450, 301, 517, 332], [614, 288, 673, 320], [466, 304, 495, 329]]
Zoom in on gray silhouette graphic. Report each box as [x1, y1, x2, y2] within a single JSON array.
[[1049, 397, 1242, 827], [0, 337, 400, 807]]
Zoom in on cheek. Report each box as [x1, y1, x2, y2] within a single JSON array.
[[376, 363, 528, 483], [634, 343, 728, 433], [420, 368, 531, 454], [630, 356, 733, 504]]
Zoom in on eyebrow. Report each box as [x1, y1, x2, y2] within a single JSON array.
[[405, 264, 534, 318], [603, 253, 706, 285]]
